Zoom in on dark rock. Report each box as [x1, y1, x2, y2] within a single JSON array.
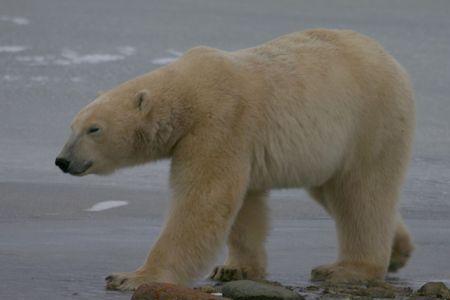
[[415, 282, 450, 299], [131, 282, 225, 300], [221, 280, 304, 300]]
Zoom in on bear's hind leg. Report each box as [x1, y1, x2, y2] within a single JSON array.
[[309, 188, 414, 276], [311, 169, 400, 283], [209, 191, 268, 282]]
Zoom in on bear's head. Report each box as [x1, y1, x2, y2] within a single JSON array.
[[55, 74, 187, 176]]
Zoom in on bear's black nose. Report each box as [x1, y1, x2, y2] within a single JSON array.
[[55, 157, 70, 173]]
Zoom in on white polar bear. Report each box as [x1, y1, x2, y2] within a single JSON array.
[[56, 28, 415, 290]]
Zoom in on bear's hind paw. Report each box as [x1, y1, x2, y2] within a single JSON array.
[[311, 262, 384, 284]]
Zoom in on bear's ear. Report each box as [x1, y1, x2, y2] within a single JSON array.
[[134, 89, 151, 112]]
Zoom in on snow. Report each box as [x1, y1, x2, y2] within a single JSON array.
[[85, 201, 129, 212], [151, 57, 178, 65], [151, 49, 183, 65], [15, 47, 136, 66], [0, 46, 27, 53], [0, 16, 30, 25]]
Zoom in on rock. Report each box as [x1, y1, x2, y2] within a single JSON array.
[[221, 280, 304, 300], [415, 282, 450, 299], [131, 282, 225, 300]]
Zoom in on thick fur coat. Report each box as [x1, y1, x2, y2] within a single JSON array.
[[56, 29, 415, 290]]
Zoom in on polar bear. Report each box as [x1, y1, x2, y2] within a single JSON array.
[[55, 29, 415, 290]]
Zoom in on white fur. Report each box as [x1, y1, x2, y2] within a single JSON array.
[[59, 29, 415, 290]]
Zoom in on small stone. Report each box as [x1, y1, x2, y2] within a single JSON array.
[[305, 285, 320, 291], [131, 282, 224, 300], [317, 280, 415, 299], [221, 280, 304, 300], [319, 296, 351, 300], [415, 282, 450, 299], [364, 286, 396, 298], [195, 284, 220, 294]]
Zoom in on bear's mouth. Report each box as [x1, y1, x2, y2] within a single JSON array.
[[69, 161, 93, 176]]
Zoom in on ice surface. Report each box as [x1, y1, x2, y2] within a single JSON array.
[[0, 1, 449, 299]]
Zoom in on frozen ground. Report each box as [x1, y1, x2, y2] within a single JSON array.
[[0, 0, 449, 299]]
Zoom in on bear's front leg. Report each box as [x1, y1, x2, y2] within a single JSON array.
[[209, 190, 268, 282], [106, 149, 250, 291]]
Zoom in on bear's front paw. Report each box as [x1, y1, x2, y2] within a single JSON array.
[[209, 265, 247, 282], [209, 265, 265, 282], [311, 262, 384, 284], [105, 271, 149, 291]]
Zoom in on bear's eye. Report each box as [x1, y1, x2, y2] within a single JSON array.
[[87, 126, 101, 134]]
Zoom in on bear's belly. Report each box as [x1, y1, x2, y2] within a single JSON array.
[[248, 135, 345, 191]]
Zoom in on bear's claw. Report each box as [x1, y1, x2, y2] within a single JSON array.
[[209, 265, 247, 282], [105, 271, 147, 291]]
